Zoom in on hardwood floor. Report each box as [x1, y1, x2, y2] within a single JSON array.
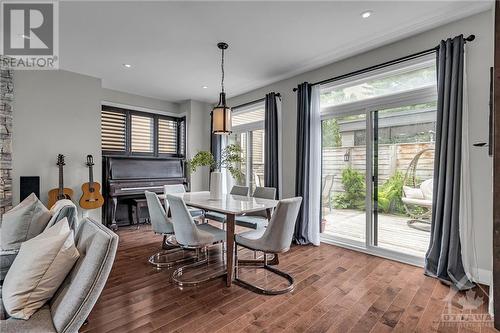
[[83, 225, 495, 333]]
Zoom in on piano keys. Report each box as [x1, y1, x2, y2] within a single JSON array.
[[103, 156, 188, 229]]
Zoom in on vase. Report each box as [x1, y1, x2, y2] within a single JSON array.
[[210, 171, 223, 199]]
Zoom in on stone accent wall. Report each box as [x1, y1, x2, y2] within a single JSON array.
[[0, 57, 13, 217]]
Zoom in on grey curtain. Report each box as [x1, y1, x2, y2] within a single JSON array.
[[210, 112, 221, 172], [264, 92, 279, 198], [424, 35, 474, 290], [294, 82, 312, 244]]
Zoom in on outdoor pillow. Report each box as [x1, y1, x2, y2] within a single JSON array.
[[402, 186, 424, 200], [2, 217, 79, 320], [420, 179, 434, 200], [1, 193, 52, 250]]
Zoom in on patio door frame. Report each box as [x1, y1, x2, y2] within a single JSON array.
[[319, 55, 438, 267]]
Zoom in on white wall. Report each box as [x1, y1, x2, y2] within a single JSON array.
[[102, 88, 180, 115], [227, 11, 494, 280], [13, 70, 102, 221], [182, 100, 211, 191], [12, 72, 185, 223]]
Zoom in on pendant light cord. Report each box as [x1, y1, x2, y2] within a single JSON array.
[[221, 48, 225, 93]]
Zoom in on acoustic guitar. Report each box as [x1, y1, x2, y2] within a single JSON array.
[[48, 154, 74, 208], [79, 155, 104, 210]]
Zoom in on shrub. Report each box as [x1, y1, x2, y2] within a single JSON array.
[[378, 171, 405, 215], [333, 167, 366, 210]]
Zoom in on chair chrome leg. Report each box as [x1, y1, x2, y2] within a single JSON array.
[[234, 249, 294, 295], [172, 244, 226, 287], [149, 234, 197, 268]]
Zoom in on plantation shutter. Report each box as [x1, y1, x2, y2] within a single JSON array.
[[158, 117, 178, 154], [131, 114, 154, 153], [179, 118, 186, 156], [101, 110, 126, 152]]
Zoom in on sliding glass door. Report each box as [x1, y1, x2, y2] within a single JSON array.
[[320, 55, 437, 263], [321, 113, 367, 245], [370, 104, 436, 257]]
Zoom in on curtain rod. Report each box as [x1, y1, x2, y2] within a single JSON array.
[[292, 34, 476, 92], [232, 92, 281, 110]]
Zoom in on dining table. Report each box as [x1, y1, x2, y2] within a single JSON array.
[[159, 191, 279, 287]]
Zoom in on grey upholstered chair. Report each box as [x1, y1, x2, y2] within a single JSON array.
[[167, 194, 226, 286], [235, 186, 277, 227], [229, 185, 249, 196], [235, 197, 302, 295], [205, 185, 249, 226], [163, 185, 204, 219], [0, 199, 78, 284], [0, 217, 118, 332], [206, 185, 275, 229], [145, 191, 196, 268]]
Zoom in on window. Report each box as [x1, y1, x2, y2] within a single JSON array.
[[229, 100, 265, 191], [101, 105, 185, 157]]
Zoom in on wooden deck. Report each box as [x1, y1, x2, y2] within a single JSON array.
[[323, 209, 430, 257], [82, 225, 495, 333]]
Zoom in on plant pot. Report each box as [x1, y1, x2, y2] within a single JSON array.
[[320, 219, 327, 233], [210, 171, 223, 200]]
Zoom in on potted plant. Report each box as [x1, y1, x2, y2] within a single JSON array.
[[188, 144, 243, 199]]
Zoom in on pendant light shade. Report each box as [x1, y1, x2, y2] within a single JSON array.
[[212, 42, 232, 135]]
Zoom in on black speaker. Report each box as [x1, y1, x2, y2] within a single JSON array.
[[20, 176, 40, 201]]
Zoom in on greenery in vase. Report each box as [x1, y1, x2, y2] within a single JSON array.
[[188, 144, 244, 182]]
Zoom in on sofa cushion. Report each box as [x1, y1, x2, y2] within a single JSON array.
[[0, 285, 7, 320], [1, 193, 52, 251], [0, 305, 56, 333], [2, 218, 79, 320], [0, 249, 18, 283]]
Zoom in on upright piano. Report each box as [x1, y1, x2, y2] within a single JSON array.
[[103, 156, 188, 229]]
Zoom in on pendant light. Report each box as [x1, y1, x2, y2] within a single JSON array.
[[212, 42, 232, 135]]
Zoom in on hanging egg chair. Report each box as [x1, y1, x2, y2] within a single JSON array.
[[401, 148, 434, 232]]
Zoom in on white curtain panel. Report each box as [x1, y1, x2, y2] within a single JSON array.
[[458, 52, 492, 313], [459, 51, 476, 282], [307, 85, 322, 246]]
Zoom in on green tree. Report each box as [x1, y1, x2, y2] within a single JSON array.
[[322, 118, 342, 148]]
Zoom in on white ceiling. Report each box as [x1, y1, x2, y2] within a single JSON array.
[[59, 1, 492, 103]]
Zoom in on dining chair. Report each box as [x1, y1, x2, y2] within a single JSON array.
[[234, 186, 277, 229], [167, 194, 226, 286], [205, 185, 250, 229], [145, 191, 195, 268], [234, 196, 302, 295], [164, 184, 205, 220]]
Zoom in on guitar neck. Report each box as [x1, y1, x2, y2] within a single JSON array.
[[89, 165, 94, 188], [58, 165, 64, 196]]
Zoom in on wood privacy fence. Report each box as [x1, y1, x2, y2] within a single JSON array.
[[323, 142, 435, 194]]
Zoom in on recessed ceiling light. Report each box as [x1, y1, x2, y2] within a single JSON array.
[[361, 10, 372, 19], [123, 64, 132, 68], [202, 86, 208, 89]]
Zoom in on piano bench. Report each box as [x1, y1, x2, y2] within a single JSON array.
[[131, 198, 150, 226]]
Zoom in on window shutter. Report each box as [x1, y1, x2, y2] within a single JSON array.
[[178, 119, 186, 156], [158, 118, 178, 154], [101, 110, 126, 152], [131, 114, 154, 153]]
